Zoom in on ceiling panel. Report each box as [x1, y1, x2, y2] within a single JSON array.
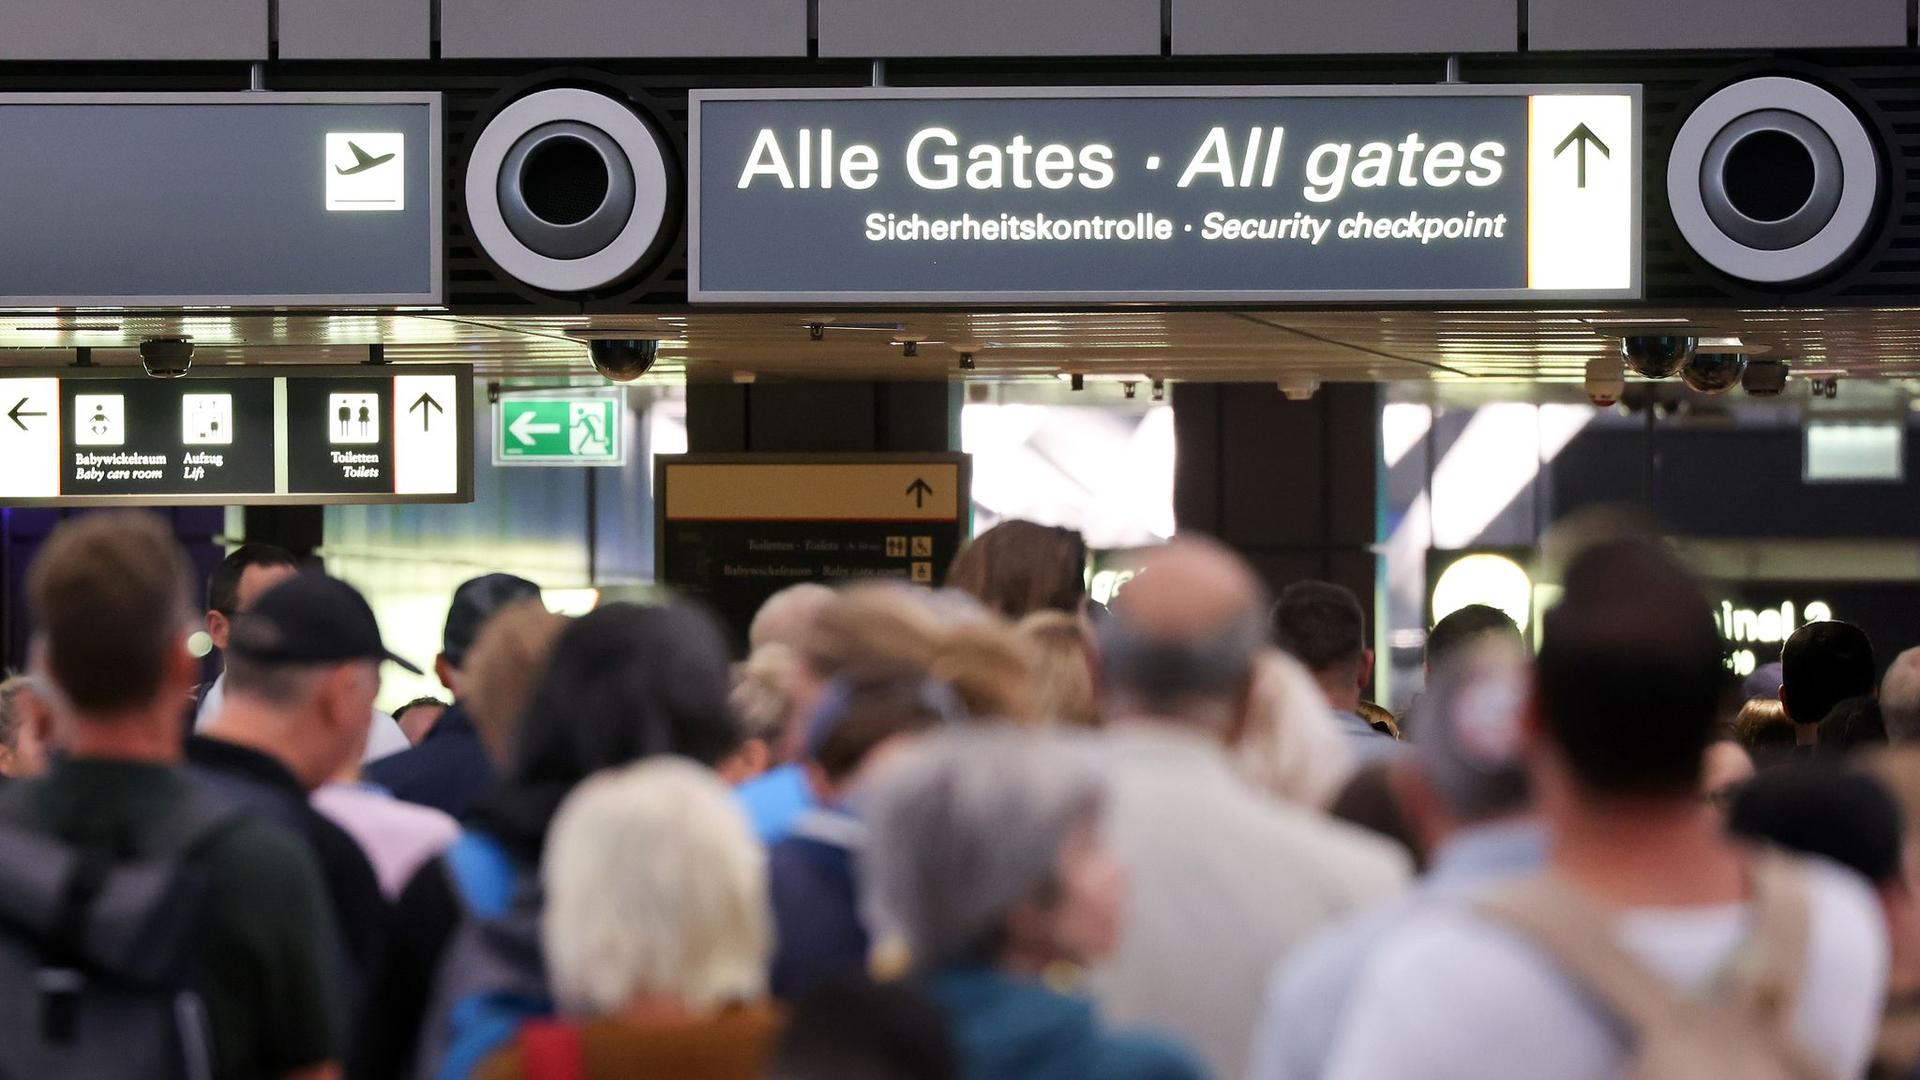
[[0, 306, 1917, 384]]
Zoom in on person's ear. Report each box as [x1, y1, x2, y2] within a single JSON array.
[[1001, 893, 1052, 960], [1519, 672, 1551, 751], [434, 654, 458, 696], [800, 758, 835, 802], [1222, 671, 1257, 748], [1359, 648, 1377, 695], [167, 632, 200, 692], [715, 738, 771, 786], [206, 610, 230, 653]]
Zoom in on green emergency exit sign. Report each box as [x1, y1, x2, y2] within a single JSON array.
[[492, 391, 624, 467]]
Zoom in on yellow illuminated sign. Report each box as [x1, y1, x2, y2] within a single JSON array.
[[663, 462, 961, 522]]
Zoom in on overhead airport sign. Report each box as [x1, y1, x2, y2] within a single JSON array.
[[493, 389, 626, 467], [656, 454, 971, 645], [0, 93, 440, 306], [690, 85, 1640, 303], [0, 365, 471, 506]]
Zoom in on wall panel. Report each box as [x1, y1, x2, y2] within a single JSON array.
[[441, 0, 805, 58], [1528, 0, 1904, 50], [1175, 0, 1515, 55], [278, 0, 431, 59], [819, 0, 1160, 57], [0, 0, 266, 60]]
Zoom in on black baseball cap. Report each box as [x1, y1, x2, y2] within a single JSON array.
[[229, 572, 422, 674], [442, 573, 542, 666]]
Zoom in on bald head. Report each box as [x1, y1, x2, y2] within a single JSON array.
[[1100, 538, 1268, 729], [1113, 538, 1265, 639], [1883, 648, 1920, 744]]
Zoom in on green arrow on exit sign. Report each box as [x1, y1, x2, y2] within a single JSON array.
[[493, 393, 624, 467]]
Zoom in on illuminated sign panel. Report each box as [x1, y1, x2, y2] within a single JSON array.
[[656, 454, 971, 645], [0, 366, 471, 507], [0, 93, 439, 305], [690, 85, 1639, 303]]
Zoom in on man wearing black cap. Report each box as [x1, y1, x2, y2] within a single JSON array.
[[366, 573, 542, 819], [191, 572, 417, 997]]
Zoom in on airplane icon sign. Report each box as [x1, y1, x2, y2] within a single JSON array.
[[335, 141, 396, 175], [325, 132, 405, 212]]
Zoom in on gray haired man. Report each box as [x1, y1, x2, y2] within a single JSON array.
[[1247, 638, 1543, 1080], [1089, 537, 1410, 1080]]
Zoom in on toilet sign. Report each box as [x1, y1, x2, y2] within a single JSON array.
[[493, 390, 625, 467], [0, 366, 471, 506]]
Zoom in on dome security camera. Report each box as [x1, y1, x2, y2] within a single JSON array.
[[1584, 356, 1626, 407], [587, 338, 659, 383], [1680, 352, 1748, 395], [1620, 336, 1696, 380], [139, 337, 194, 379]]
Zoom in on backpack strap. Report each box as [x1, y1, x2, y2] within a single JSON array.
[[0, 777, 42, 828], [1716, 851, 1812, 1027], [137, 785, 244, 863], [1476, 859, 1828, 1079], [1475, 874, 1685, 1040], [519, 1021, 586, 1080], [444, 830, 520, 920]]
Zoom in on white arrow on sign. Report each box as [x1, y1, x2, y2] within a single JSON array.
[[508, 409, 562, 447]]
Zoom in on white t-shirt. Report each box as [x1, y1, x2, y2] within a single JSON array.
[[196, 673, 412, 763], [1323, 859, 1888, 1080]]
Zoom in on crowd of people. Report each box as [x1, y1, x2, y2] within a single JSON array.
[[2, 508, 1918, 1080]]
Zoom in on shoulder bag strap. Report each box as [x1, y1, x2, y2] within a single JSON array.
[[0, 778, 42, 827], [1475, 875, 1694, 1041], [1724, 850, 1812, 1021]]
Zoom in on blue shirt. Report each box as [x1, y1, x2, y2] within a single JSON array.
[[737, 762, 815, 844], [1331, 708, 1407, 767], [767, 807, 867, 1000], [1248, 818, 1548, 1080]]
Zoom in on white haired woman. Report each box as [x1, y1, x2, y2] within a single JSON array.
[[861, 728, 1206, 1080], [475, 758, 782, 1080]]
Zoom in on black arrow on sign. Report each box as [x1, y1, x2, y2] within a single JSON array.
[[409, 392, 444, 431], [1554, 123, 1611, 189], [906, 477, 933, 509], [7, 397, 46, 432]]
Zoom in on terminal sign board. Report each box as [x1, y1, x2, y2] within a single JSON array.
[[691, 85, 1639, 302], [0, 366, 471, 506], [657, 454, 970, 645], [0, 93, 440, 305]]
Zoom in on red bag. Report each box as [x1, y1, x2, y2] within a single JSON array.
[[518, 1022, 586, 1080]]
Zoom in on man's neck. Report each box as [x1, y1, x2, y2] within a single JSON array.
[[204, 699, 323, 791], [66, 704, 184, 764], [1794, 722, 1818, 747], [1317, 677, 1362, 714], [1549, 791, 1747, 908]]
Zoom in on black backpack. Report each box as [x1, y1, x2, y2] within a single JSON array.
[[0, 780, 240, 1080]]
